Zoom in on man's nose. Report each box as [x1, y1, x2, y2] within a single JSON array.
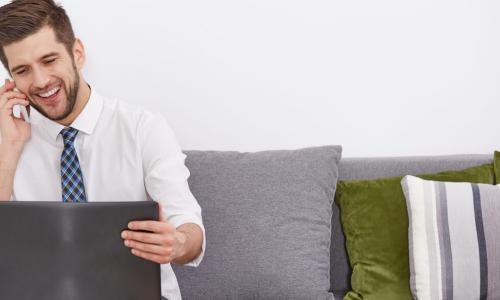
[[32, 66, 50, 89]]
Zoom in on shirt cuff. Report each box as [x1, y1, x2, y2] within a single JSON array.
[[168, 215, 206, 267]]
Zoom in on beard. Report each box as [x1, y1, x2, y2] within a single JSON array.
[[29, 64, 80, 122]]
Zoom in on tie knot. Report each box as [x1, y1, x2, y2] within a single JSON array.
[[60, 127, 79, 144]]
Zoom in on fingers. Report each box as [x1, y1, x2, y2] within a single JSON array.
[[1, 98, 30, 117], [0, 81, 7, 95], [0, 79, 15, 94], [128, 220, 174, 233], [0, 91, 27, 107], [121, 230, 172, 245], [124, 239, 171, 256], [121, 216, 177, 264], [1, 91, 27, 100]]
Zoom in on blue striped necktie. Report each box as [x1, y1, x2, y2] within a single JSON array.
[[60, 127, 87, 202]]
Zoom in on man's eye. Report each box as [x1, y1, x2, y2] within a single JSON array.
[[44, 58, 56, 64], [16, 70, 26, 75]]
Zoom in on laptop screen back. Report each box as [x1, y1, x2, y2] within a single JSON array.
[[0, 201, 161, 300]]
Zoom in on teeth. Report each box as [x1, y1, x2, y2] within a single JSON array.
[[38, 86, 60, 98]]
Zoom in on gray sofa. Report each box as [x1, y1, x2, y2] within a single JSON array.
[[172, 147, 491, 299]]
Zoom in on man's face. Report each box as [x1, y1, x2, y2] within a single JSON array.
[[4, 25, 82, 121]]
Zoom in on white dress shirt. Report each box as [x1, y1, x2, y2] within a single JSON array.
[[11, 88, 205, 300]]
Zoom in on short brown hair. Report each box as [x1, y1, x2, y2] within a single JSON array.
[[0, 0, 75, 71]]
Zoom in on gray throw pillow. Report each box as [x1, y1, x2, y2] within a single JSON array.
[[173, 146, 342, 299]]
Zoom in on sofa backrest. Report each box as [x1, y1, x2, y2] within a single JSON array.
[[330, 154, 492, 292]]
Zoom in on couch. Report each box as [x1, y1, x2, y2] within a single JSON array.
[[171, 147, 491, 299]]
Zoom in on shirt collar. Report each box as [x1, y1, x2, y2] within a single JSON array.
[[37, 87, 104, 141]]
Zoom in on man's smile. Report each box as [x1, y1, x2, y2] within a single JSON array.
[[33, 84, 61, 104]]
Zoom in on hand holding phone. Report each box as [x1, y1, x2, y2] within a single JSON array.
[[0, 78, 31, 147], [12, 87, 30, 123]]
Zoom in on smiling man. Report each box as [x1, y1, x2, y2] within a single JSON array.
[[0, 1, 205, 299]]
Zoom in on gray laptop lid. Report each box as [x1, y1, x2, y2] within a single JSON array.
[[0, 201, 161, 300]]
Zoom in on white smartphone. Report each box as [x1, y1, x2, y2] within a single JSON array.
[[12, 87, 30, 123]]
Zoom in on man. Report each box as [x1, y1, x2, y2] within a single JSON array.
[[0, 1, 205, 299]]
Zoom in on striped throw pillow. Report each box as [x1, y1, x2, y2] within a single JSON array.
[[401, 175, 500, 300]]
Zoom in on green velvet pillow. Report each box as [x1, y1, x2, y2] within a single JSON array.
[[335, 162, 496, 300]]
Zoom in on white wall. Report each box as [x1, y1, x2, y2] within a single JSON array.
[[1, 0, 499, 157]]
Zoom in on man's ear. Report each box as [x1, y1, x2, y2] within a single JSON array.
[[72, 38, 86, 71]]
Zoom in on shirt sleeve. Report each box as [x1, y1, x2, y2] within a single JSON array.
[[138, 112, 205, 267]]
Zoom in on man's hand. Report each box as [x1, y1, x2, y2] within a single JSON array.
[[0, 79, 31, 148], [121, 217, 184, 264], [121, 205, 203, 265], [0, 79, 31, 201]]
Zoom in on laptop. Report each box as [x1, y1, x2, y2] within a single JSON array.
[[0, 201, 161, 300]]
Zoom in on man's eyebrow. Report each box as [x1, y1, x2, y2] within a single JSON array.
[[10, 52, 60, 73], [10, 64, 26, 74], [40, 52, 59, 60]]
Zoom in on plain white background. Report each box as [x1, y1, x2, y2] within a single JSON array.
[[1, 0, 499, 157]]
